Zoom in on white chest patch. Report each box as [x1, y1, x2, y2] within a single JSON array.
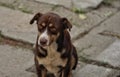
[[36, 45, 67, 76]]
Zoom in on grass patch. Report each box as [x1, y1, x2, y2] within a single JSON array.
[[72, 8, 86, 14]]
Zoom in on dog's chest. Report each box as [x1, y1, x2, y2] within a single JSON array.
[[37, 46, 67, 75]]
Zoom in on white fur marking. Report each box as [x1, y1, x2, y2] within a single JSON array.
[[38, 28, 49, 46]]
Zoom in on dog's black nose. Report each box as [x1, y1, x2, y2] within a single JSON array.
[[40, 38, 47, 45]]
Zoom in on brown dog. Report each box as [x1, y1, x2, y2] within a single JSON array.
[[30, 12, 78, 77]]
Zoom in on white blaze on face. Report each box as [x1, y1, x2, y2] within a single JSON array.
[[38, 28, 49, 46]]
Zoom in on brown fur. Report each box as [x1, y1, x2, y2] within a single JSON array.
[[30, 12, 78, 77]]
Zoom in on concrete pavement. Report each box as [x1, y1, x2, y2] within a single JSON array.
[[0, 0, 120, 77]]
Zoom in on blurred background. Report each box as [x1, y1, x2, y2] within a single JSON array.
[[0, 0, 120, 77]]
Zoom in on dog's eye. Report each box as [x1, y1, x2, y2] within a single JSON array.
[[50, 28, 57, 34], [38, 26, 44, 32], [38, 26, 42, 29]]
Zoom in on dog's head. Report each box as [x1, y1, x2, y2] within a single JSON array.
[[30, 12, 72, 48]]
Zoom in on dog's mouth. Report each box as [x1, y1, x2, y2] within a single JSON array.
[[38, 44, 48, 48], [38, 39, 49, 47], [37, 45, 47, 51]]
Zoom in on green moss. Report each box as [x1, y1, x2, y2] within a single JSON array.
[[0, 2, 33, 14], [18, 7, 33, 14], [0, 2, 15, 10], [72, 8, 86, 14], [51, 5, 60, 11]]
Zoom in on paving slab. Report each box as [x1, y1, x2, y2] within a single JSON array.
[[0, 44, 120, 77], [13, 0, 53, 13], [0, 6, 37, 44], [26, 61, 86, 76], [0, 0, 16, 5], [74, 31, 115, 58], [0, 6, 80, 44], [0, 0, 118, 43], [72, 0, 103, 9], [0, 6, 118, 59], [74, 64, 120, 77], [96, 40, 120, 67], [36, 0, 103, 10], [77, 5, 117, 30], [30, 0, 118, 27], [0, 0, 119, 57], [112, 0, 120, 9], [0, 0, 115, 27], [36, 0, 72, 8], [74, 11, 120, 59], [0, 0, 54, 13], [47, 5, 118, 41], [27, 59, 120, 77], [0, 44, 35, 77], [93, 11, 120, 34]]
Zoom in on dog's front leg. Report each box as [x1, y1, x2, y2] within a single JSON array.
[[36, 64, 47, 77], [68, 71, 73, 77], [35, 57, 47, 77], [60, 68, 72, 77], [60, 70, 72, 77]]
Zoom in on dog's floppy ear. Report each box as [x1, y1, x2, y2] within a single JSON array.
[[61, 30, 72, 58], [30, 13, 42, 24], [61, 18, 72, 31]]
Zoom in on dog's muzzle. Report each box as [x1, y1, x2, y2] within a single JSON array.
[[39, 37, 48, 46], [38, 29, 50, 46]]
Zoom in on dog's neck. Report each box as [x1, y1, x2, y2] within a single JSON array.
[[36, 30, 72, 58], [36, 41, 60, 57]]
